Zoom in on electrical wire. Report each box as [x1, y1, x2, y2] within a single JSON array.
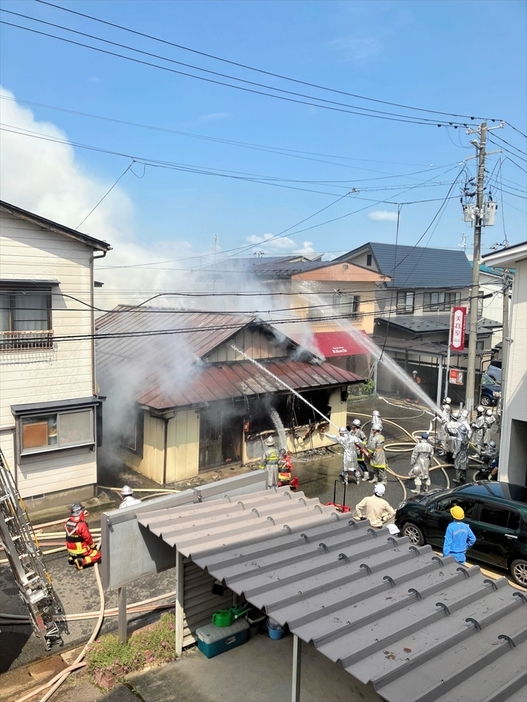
[[34, 0, 500, 124], [0, 16, 482, 128]]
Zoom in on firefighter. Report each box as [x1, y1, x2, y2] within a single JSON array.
[[64, 503, 101, 570], [259, 436, 279, 487], [452, 424, 469, 485], [370, 410, 383, 435], [325, 427, 362, 485], [483, 408, 496, 446], [367, 423, 387, 484], [119, 485, 142, 509], [277, 448, 293, 486], [470, 406, 486, 458], [350, 418, 369, 481], [409, 432, 434, 494]]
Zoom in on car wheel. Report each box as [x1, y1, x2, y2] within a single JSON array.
[[510, 559, 527, 588], [401, 522, 425, 546], [480, 395, 492, 407]]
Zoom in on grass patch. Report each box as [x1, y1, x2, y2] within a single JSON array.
[[86, 611, 176, 677]]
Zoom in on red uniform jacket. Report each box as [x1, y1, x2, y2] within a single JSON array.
[[64, 515, 95, 557]]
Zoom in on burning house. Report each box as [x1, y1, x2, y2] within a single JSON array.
[[95, 306, 362, 484]]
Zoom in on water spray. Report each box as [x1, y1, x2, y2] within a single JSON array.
[[230, 345, 340, 431]]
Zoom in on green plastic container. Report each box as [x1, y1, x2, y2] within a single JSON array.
[[212, 609, 233, 627]]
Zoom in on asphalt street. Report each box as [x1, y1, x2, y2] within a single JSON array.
[[0, 396, 499, 701]]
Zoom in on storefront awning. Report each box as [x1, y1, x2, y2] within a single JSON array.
[[314, 330, 370, 357]]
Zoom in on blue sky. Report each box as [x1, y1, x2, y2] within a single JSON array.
[[1, 0, 525, 294]]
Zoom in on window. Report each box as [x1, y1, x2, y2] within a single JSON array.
[[479, 505, 520, 530], [423, 291, 461, 312], [0, 285, 52, 350], [122, 411, 144, 457], [396, 290, 415, 314], [332, 292, 362, 320], [366, 254, 372, 266], [21, 409, 94, 454], [435, 497, 476, 519]]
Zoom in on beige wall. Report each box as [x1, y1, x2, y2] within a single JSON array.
[[0, 212, 98, 498]]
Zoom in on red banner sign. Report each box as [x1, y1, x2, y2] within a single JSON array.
[[450, 306, 467, 351], [449, 369, 465, 385]]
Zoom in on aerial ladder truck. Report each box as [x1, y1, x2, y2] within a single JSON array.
[[0, 448, 63, 650]]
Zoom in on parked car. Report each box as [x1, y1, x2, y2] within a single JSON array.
[[486, 361, 502, 384], [395, 481, 527, 587], [481, 373, 501, 406]]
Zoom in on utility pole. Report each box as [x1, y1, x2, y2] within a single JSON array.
[[465, 122, 487, 412], [500, 269, 511, 415]]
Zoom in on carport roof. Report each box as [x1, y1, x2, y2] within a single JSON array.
[[139, 489, 527, 702]]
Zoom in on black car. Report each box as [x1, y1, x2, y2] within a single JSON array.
[[480, 373, 501, 406], [395, 481, 527, 587]]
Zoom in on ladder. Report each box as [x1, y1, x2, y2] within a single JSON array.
[[0, 448, 63, 650]]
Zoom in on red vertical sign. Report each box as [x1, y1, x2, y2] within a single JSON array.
[[450, 306, 467, 351]]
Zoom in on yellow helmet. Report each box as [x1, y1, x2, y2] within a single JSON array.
[[450, 505, 465, 520]]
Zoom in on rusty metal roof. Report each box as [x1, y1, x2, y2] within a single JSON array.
[[139, 489, 527, 702], [96, 307, 361, 410]]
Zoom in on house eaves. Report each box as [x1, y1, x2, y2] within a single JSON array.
[[139, 489, 527, 702], [0, 200, 111, 252]]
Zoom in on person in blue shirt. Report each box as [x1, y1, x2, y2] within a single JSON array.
[[443, 505, 476, 564]]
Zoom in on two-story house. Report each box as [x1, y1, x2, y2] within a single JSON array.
[[0, 201, 111, 510]]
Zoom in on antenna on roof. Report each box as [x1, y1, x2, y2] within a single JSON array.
[[458, 233, 467, 251]]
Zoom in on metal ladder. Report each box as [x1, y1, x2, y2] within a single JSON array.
[[0, 448, 63, 650]]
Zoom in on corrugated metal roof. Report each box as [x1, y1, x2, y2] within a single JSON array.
[[335, 243, 473, 289], [95, 307, 361, 411], [136, 358, 360, 410], [139, 490, 527, 702]]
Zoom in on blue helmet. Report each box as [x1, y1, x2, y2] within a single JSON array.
[[421, 432, 429, 439]]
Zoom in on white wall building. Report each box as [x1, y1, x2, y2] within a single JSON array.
[[0, 201, 111, 509], [483, 242, 527, 486]]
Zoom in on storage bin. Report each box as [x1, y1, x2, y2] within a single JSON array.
[[246, 607, 266, 637], [196, 618, 249, 659]]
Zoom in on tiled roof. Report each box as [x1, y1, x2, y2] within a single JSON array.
[[375, 314, 501, 334], [335, 243, 473, 289], [139, 488, 527, 702]]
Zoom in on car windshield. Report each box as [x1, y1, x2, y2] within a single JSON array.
[[481, 374, 495, 387]]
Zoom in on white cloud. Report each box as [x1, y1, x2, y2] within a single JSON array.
[[0, 87, 192, 305], [326, 36, 381, 61], [368, 210, 398, 222], [246, 233, 314, 254]]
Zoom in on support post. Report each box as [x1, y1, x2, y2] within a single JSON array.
[[175, 550, 184, 657], [444, 309, 452, 401], [465, 122, 487, 412], [436, 355, 443, 407], [291, 634, 302, 702], [118, 586, 127, 644], [500, 270, 511, 416]]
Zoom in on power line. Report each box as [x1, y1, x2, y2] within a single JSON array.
[[34, 0, 501, 124], [0, 16, 478, 128]]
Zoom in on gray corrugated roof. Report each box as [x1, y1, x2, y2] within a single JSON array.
[[139, 490, 527, 702], [335, 243, 472, 289]]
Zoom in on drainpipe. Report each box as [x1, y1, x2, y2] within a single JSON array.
[[162, 416, 169, 486], [91, 250, 108, 397]]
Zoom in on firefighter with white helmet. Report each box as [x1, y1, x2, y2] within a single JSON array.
[[355, 483, 396, 528], [64, 503, 101, 570], [350, 418, 369, 481], [119, 485, 142, 509], [370, 410, 383, 435], [367, 423, 387, 484], [259, 436, 280, 487], [324, 426, 363, 485], [409, 432, 434, 494], [453, 424, 469, 484], [483, 408, 496, 446]]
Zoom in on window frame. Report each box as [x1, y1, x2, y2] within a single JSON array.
[[423, 290, 462, 312], [0, 283, 53, 351], [396, 290, 415, 314], [19, 407, 95, 456]]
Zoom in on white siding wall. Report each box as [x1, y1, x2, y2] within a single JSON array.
[[0, 213, 98, 497]]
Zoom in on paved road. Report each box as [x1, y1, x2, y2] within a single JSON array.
[[0, 397, 503, 701]]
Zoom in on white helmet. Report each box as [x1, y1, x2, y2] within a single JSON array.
[[338, 427, 348, 434], [452, 411, 459, 420], [372, 423, 382, 432], [489, 440, 497, 448], [121, 485, 133, 497], [460, 410, 469, 419], [266, 436, 275, 446], [458, 424, 468, 433], [373, 484, 386, 496], [443, 397, 452, 404], [352, 418, 361, 427], [486, 409, 493, 416], [372, 410, 380, 417], [477, 405, 484, 413]]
